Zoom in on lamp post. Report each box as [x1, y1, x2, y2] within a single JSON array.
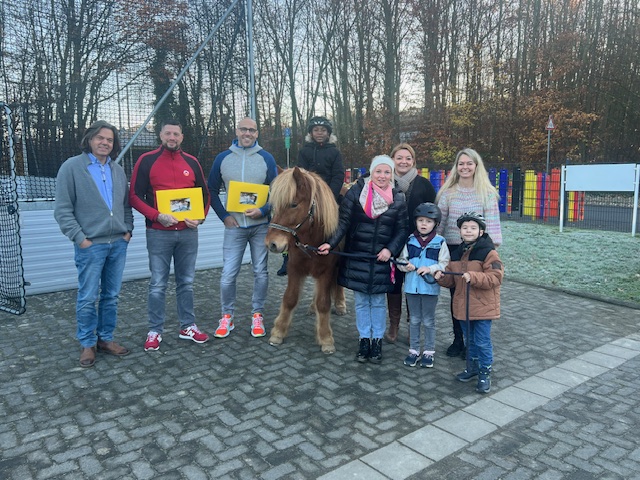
[[545, 115, 555, 219]]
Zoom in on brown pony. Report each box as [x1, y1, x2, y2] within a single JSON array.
[[265, 167, 346, 353]]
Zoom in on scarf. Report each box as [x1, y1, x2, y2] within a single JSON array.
[[360, 179, 393, 219], [413, 229, 437, 248], [395, 167, 418, 193]]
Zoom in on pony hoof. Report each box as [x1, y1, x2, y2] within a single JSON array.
[[269, 335, 283, 346], [333, 306, 347, 316], [321, 344, 336, 354]]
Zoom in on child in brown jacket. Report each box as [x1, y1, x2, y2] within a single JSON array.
[[435, 212, 504, 393]]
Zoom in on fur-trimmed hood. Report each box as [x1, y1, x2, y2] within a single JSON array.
[[304, 133, 338, 145]]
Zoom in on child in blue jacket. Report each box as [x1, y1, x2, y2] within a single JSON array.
[[398, 203, 450, 368]]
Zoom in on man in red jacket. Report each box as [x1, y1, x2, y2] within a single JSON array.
[[129, 120, 211, 352]]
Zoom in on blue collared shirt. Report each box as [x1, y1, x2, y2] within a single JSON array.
[[87, 153, 113, 211]]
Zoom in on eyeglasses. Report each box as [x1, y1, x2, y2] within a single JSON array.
[[238, 127, 258, 134]]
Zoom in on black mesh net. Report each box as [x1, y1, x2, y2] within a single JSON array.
[[0, 105, 26, 314]]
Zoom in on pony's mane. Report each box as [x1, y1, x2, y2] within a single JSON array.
[[270, 168, 339, 238]]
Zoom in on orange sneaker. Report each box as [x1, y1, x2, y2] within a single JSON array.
[[251, 313, 266, 337], [214, 314, 234, 338]]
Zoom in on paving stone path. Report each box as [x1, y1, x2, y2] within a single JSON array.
[[1, 254, 639, 479]]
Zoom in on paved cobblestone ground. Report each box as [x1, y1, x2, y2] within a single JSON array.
[[1, 254, 639, 479]]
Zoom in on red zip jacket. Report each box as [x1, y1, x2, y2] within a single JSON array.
[[129, 146, 211, 230]]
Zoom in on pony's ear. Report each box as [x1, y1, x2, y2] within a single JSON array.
[[292, 167, 310, 191], [292, 166, 305, 183]]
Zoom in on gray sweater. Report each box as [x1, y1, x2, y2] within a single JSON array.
[[208, 140, 278, 228], [54, 152, 134, 245]]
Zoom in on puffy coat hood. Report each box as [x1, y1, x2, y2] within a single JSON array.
[[304, 133, 338, 145]]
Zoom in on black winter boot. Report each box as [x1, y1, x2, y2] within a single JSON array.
[[446, 319, 465, 357], [356, 338, 371, 363], [277, 253, 288, 276], [476, 365, 492, 394], [369, 338, 383, 364], [456, 358, 479, 382]]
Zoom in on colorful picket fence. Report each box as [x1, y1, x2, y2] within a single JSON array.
[[343, 166, 586, 220]]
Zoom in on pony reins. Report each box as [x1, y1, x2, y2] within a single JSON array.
[[304, 244, 408, 266]]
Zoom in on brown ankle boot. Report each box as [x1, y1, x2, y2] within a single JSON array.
[[384, 293, 402, 343], [79, 346, 96, 368]]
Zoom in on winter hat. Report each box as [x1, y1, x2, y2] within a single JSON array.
[[307, 116, 332, 135], [369, 155, 395, 183]]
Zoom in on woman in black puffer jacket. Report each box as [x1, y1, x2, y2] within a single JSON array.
[[318, 155, 408, 364], [385, 143, 437, 343]]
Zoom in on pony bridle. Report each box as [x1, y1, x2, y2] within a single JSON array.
[[268, 200, 316, 253]]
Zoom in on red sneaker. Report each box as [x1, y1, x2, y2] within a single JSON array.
[[144, 332, 162, 351], [179, 324, 209, 344]]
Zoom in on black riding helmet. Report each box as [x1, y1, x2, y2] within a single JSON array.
[[456, 211, 486, 231], [307, 116, 332, 135], [414, 202, 442, 226]]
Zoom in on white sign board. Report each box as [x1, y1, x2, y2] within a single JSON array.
[[560, 163, 639, 236], [565, 164, 637, 192]]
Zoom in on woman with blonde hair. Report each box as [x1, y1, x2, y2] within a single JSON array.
[[436, 148, 502, 358], [384, 143, 436, 343]]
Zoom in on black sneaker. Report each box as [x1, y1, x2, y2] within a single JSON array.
[[420, 354, 434, 368], [404, 352, 419, 367]]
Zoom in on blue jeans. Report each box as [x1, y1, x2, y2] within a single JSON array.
[[461, 319, 493, 367], [74, 238, 129, 348], [354, 291, 386, 339], [220, 224, 269, 316], [146, 228, 198, 334], [406, 294, 438, 353]]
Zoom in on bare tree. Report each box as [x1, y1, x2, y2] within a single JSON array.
[[6, 0, 138, 173]]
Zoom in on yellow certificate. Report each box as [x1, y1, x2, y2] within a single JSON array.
[[156, 187, 206, 220], [226, 181, 269, 213]]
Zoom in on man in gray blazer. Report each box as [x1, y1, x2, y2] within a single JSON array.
[[54, 120, 134, 368]]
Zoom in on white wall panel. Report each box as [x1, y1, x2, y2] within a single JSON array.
[[19, 203, 247, 295]]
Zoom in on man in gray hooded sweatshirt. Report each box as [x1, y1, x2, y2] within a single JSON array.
[[208, 117, 278, 339]]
